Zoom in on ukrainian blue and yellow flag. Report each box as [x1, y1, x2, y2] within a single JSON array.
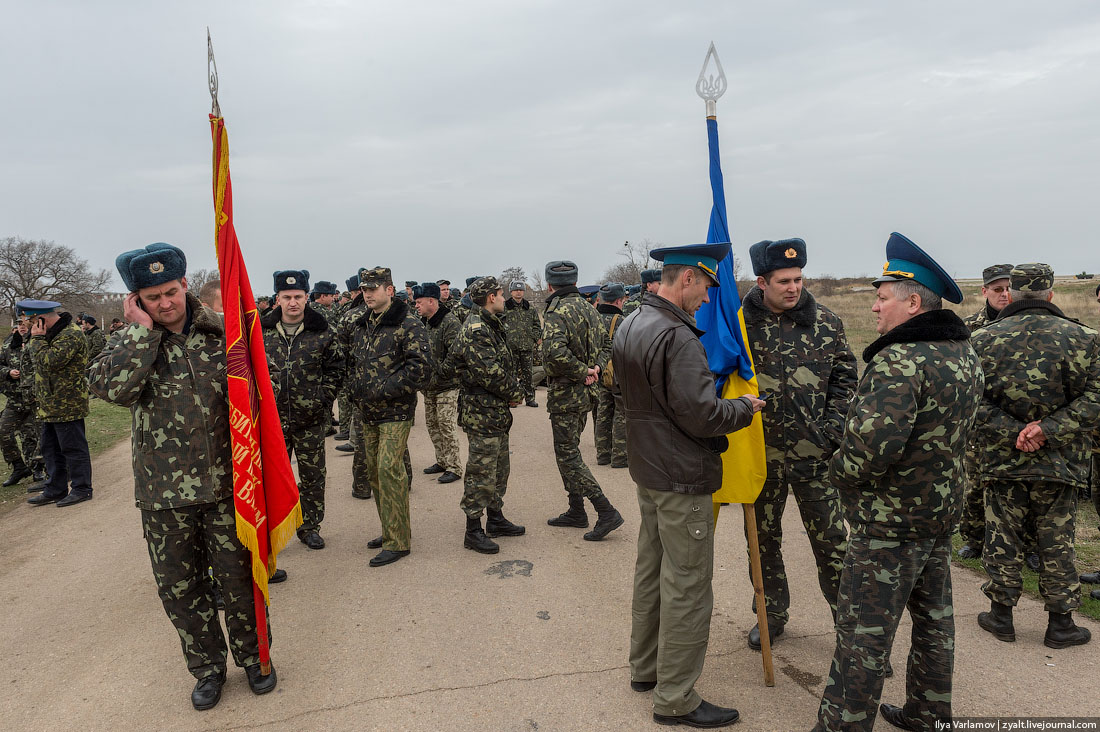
[[693, 117, 767, 507]]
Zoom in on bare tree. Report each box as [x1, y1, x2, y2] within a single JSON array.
[[528, 268, 547, 307], [499, 266, 526, 288], [187, 267, 219, 295], [0, 237, 111, 319]]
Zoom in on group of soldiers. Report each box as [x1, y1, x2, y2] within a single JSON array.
[[7, 233, 1099, 727]]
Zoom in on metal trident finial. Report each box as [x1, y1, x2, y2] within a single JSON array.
[[207, 28, 221, 118], [695, 42, 727, 115]]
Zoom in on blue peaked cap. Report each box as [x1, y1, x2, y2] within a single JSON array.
[[649, 242, 731, 287], [872, 232, 963, 304]]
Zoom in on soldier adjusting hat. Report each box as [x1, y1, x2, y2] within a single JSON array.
[[274, 269, 310, 293], [468, 276, 503, 300], [640, 268, 662, 284], [313, 280, 339, 295], [872, 232, 964, 304], [115, 242, 187, 292], [359, 266, 392, 288], [415, 282, 441, 300], [545, 260, 579, 286], [981, 263, 1014, 286], [1010, 263, 1054, 292], [16, 299, 62, 316], [599, 282, 627, 300], [649, 242, 730, 287], [749, 238, 807, 277]]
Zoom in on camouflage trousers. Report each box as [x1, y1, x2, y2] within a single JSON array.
[[513, 348, 535, 402], [338, 384, 352, 433], [363, 420, 413, 552], [0, 403, 38, 469], [352, 407, 412, 498], [285, 420, 327, 534], [594, 386, 627, 466], [814, 533, 954, 732], [424, 389, 462, 475], [461, 431, 510, 517], [1093, 454, 1100, 516], [958, 454, 984, 547], [745, 477, 847, 625], [140, 500, 262, 680], [982, 478, 1080, 613], [549, 411, 604, 500], [630, 486, 714, 718]]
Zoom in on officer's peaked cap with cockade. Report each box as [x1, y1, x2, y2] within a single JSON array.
[[649, 242, 730, 287], [545, 260, 579, 286], [872, 232, 964, 304], [115, 242, 187, 292], [749, 238, 807, 277], [1010, 263, 1055, 293], [15, 299, 62, 316], [274, 270, 310, 293]]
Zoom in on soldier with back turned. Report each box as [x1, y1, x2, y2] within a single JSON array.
[[593, 282, 628, 469]]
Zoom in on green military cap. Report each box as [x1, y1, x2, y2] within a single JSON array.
[[359, 266, 392, 288], [468, 276, 502, 299], [981, 263, 1013, 286], [1010, 263, 1054, 292]]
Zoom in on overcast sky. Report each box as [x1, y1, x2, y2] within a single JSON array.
[[2, 1, 1098, 292]]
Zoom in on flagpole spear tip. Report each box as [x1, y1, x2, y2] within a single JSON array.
[[207, 28, 221, 118], [695, 42, 727, 117]]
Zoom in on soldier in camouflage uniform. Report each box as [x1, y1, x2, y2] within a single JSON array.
[[0, 319, 41, 486], [413, 282, 463, 484], [971, 263, 1099, 650], [541, 260, 624, 541], [448, 275, 481, 327], [503, 281, 542, 408], [593, 282, 628, 468], [88, 243, 276, 710], [22, 300, 92, 508], [335, 274, 363, 442], [622, 268, 661, 316], [310, 280, 341, 325], [814, 233, 983, 732], [449, 276, 526, 554], [741, 238, 857, 651], [957, 263, 1014, 559], [262, 270, 344, 550], [80, 315, 108, 365], [348, 267, 431, 567]]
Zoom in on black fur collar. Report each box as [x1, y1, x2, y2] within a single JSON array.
[[996, 298, 1073, 323], [742, 286, 818, 327], [546, 285, 579, 307], [260, 304, 328, 332], [862, 309, 970, 363], [426, 307, 447, 328], [354, 296, 408, 329], [505, 297, 530, 311], [596, 303, 623, 316], [44, 311, 73, 342]]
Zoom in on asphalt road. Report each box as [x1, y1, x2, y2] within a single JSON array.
[[1, 390, 1097, 731]]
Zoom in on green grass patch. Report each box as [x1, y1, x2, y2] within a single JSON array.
[[0, 397, 131, 514]]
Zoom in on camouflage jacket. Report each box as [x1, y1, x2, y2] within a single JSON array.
[[83, 326, 107, 365], [449, 295, 473, 328], [335, 293, 368, 386], [541, 287, 609, 413], [88, 294, 235, 510], [595, 302, 625, 391], [970, 299, 1100, 488], [346, 297, 432, 424], [313, 302, 341, 325], [0, 337, 25, 403], [453, 305, 522, 436], [621, 292, 643, 316], [742, 286, 858, 482], [830, 310, 983, 540], [502, 297, 541, 352], [25, 312, 89, 422], [423, 307, 461, 394], [963, 302, 999, 333], [261, 305, 344, 429]]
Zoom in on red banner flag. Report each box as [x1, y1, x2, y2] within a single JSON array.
[[210, 113, 302, 669]]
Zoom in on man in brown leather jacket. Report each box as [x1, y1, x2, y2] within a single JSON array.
[[614, 241, 762, 729]]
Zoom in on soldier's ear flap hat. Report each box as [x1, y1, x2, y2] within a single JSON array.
[[115, 242, 187, 292], [649, 242, 730, 287], [599, 282, 627, 300], [872, 232, 964, 304], [312, 280, 338, 296], [545, 260, 579, 286], [464, 275, 482, 288], [749, 238, 806, 277], [273, 270, 310, 293], [640, 268, 662, 284], [345, 275, 361, 292], [415, 282, 441, 300]]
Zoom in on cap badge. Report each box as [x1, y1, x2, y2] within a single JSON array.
[[286, 276, 296, 285], [149, 262, 164, 273], [784, 248, 798, 259]]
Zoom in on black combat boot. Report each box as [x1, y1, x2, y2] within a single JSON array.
[[3, 465, 32, 487], [464, 516, 500, 554], [1044, 611, 1091, 649], [547, 494, 589, 528], [485, 508, 525, 537], [977, 600, 1015, 642], [1079, 571, 1100, 584], [584, 495, 624, 541]]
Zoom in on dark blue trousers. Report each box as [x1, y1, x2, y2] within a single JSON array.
[[39, 420, 92, 499]]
